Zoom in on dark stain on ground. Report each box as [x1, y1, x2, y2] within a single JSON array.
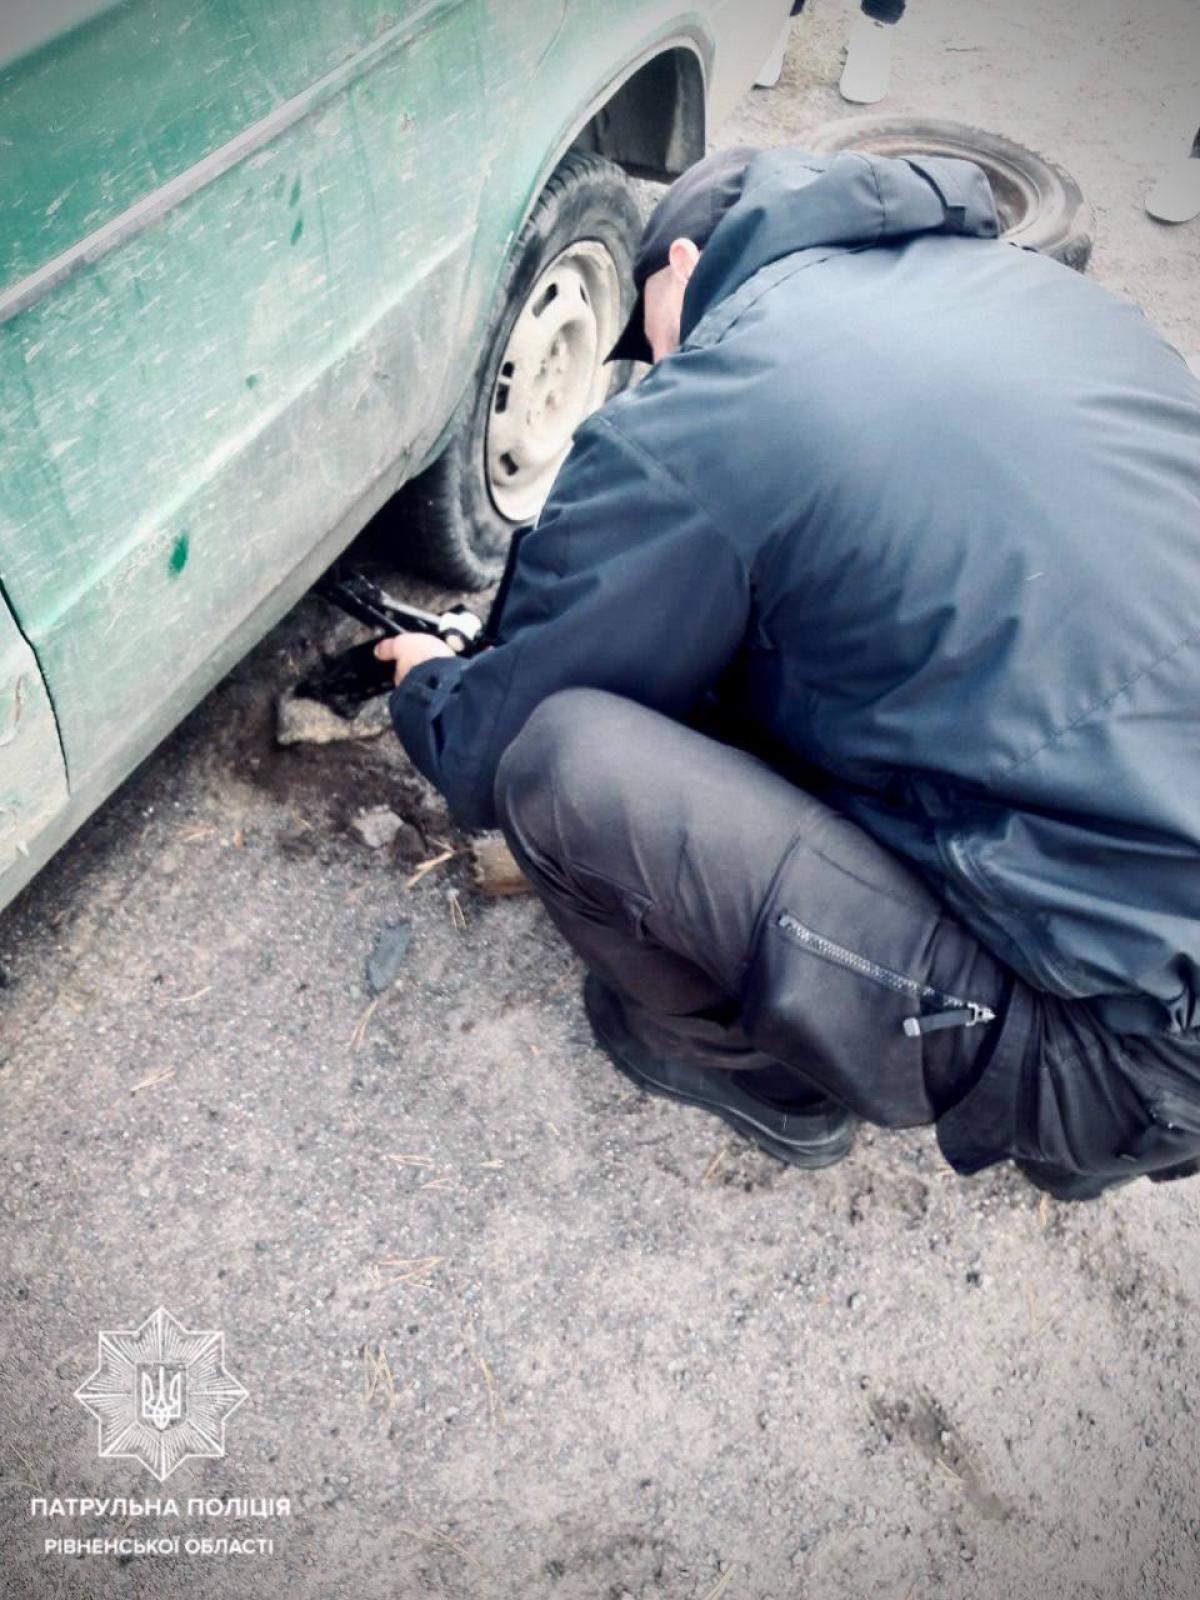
[[252, 729, 447, 859], [849, 1170, 930, 1227], [168, 533, 189, 576], [714, 1142, 786, 1192], [635, 1126, 784, 1192], [1075, 1217, 1192, 1323], [868, 1388, 1009, 1522], [194, 615, 456, 861], [540, 1529, 673, 1591]]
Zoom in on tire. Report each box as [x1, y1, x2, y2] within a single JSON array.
[[808, 116, 1095, 273], [391, 152, 641, 590]]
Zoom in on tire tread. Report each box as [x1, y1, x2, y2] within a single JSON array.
[[392, 151, 639, 590]]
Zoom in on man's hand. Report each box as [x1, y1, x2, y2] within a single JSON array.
[[374, 632, 454, 688]]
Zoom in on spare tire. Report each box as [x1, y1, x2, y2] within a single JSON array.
[[807, 116, 1094, 273]]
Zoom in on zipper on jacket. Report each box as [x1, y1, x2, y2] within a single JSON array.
[[774, 913, 996, 1037]]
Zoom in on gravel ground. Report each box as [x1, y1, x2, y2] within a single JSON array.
[[3, 2, 1199, 1597]]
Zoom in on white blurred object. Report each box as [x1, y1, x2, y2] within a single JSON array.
[[839, 14, 894, 105], [755, 16, 791, 88], [1145, 129, 1200, 224]]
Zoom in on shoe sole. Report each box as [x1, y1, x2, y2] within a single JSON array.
[[1016, 1160, 1134, 1203], [602, 1032, 854, 1171]]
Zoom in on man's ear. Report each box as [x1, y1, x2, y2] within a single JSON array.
[[668, 237, 701, 284]]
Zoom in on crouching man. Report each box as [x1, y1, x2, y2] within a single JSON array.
[[379, 146, 1200, 1201]]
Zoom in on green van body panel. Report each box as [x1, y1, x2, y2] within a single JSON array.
[[0, 0, 788, 913], [3, 0, 499, 286], [0, 592, 68, 879]]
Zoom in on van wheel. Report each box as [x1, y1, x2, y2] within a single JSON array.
[[392, 152, 640, 590], [808, 116, 1095, 272]]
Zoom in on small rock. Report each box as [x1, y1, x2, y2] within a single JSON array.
[[366, 921, 411, 994], [848, 1291, 866, 1312], [275, 689, 391, 746], [351, 806, 403, 850]]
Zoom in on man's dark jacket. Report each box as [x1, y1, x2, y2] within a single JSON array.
[[394, 148, 1200, 1039]]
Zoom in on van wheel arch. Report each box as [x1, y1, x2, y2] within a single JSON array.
[[568, 44, 708, 184]]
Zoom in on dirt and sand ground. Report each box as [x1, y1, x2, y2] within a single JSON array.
[[2, 1, 1199, 1596]]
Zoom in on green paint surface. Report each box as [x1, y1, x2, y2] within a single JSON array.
[[0, 0, 581, 785], [0, 0, 414, 288], [0, 0, 756, 913], [0, 598, 68, 879]]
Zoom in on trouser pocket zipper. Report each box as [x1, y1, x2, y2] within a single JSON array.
[[775, 913, 996, 1037]]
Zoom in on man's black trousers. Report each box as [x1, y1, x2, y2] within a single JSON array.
[[495, 690, 1200, 1191]]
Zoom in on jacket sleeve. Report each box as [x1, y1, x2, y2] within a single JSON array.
[[389, 409, 750, 830]]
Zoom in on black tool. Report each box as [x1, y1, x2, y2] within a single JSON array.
[[295, 571, 485, 718], [318, 570, 485, 654]]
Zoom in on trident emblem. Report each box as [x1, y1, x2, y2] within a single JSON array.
[[77, 1308, 246, 1480], [140, 1367, 183, 1431]]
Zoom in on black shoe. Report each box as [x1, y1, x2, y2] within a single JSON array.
[[584, 975, 855, 1170], [1015, 1160, 1134, 1203], [1018, 1153, 1200, 1203], [1148, 1156, 1200, 1185]]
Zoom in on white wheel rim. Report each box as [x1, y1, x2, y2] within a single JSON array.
[[486, 239, 624, 524]]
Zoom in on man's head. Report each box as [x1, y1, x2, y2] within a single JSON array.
[[608, 145, 758, 366]]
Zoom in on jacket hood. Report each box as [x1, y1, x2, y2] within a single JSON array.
[[680, 146, 1000, 342]]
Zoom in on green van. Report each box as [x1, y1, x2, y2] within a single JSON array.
[[0, 0, 787, 914]]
